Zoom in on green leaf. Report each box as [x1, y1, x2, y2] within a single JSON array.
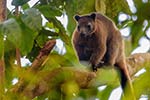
[[40, 28, 59, 36], [97, 85, 116, 100], [78, 0, 95, 14], [36, 5, 62, 18], [39, 0, 65, 10], [43, 53, 75, 71], [36, 32, 49, 48], [131, 21, 144, 49], [45, 22, 59, 33], [92, 67, 120, 86], [47, 17, 70, 45], [133, 68, 150, 99], [124, 39, 133, 56], [95, 0, 106, 14], [12, 0, 30, 6], [2, 18, 22, 48], [26, 44, 41, 62], [2, 18, 39, 55], [0, 24, 4, 58], [19, 21, 39, 55], [21, 3, 30, 10], [21, 8, 42, 31], [105, 0, 131, 19]]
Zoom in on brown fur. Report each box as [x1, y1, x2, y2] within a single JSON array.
[[72, 12, 134, 93]]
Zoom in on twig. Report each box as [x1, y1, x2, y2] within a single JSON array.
[[30, 39, 56, 71]]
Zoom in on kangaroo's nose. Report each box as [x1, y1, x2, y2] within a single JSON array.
[[80, 32, 86, 37]]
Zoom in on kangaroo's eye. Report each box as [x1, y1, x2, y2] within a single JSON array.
[[87, 23, 92, 30], [87, 24, 91, 29]]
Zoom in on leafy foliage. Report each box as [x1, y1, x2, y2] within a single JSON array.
[[2, 18, 22, 48], [0, 0, 149, 100], [12, 0, 30, 6]]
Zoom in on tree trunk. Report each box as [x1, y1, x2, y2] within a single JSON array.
[[0, 0, 7, 22]]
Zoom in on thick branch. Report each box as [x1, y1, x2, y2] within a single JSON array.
[[126, 53, 150, 76], [21, 68, 96, 98], [11, 52, 150, 99]]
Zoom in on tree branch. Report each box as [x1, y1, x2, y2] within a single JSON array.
[[126, 53, 150, 76], [11, 49, 150, 99], [30, 39, 56, 71]]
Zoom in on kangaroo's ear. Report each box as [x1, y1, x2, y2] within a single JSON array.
[[90, 13, 96, 20], [74, 15, 81, 21]]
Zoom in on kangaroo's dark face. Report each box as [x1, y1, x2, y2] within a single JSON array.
[[74, 13, 96, 38]]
